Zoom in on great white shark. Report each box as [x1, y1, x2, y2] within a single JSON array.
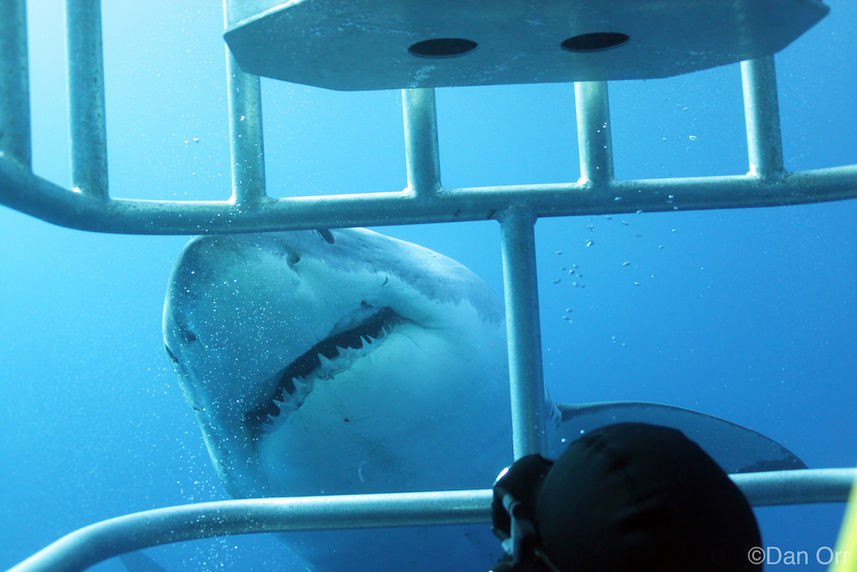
[[163, 228, 804, 570]]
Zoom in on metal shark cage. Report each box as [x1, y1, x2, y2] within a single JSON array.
[[3, 0, 856, 570]]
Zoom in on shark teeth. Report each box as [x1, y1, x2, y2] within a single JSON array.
[[263, 376, 314, 432], [308, 334, 378, 384], [257, 324, 391, 434], [316, 353, 336, 378]]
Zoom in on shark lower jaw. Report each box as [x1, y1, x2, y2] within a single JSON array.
[[243, 304, 403, 439]]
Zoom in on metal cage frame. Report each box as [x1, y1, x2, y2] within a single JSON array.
[[2, 0, 855, 570]]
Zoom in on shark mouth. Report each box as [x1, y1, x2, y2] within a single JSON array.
[[246, 305, 401, 435]]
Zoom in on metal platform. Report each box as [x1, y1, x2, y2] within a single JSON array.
[[1, 0, 855, 570], [223, 0, 829, 90]]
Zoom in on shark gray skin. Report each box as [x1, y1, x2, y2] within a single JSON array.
[[163, 228, 804, 570]]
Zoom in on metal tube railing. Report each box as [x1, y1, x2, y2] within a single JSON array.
[[0, 0, 31, 169], [10, 490, 492, 572], [734, 468, 857, 507], [225, 47, 267, 206], [403, 88, 441, 197], [575, 81, 614, 185], [2, 159, 855, 234], [500, 206, 548, 458], [11, 469, 855, 571], [65, 0, 109, 199], [741, 56, 785, 179]]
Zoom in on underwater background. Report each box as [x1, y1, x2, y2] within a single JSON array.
[[1, 1, 855, 570]]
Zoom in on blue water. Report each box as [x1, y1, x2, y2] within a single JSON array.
[[1, 1, 855, 570]]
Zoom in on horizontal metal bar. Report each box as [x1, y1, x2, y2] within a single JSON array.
[[733, 468, 856, 507], [11, 489, 492, 572], [2, 158, 855, 234], [4, 161, 856, 232], [65, 0, 109, 199], [11, 469, 855, 571], [0, 0, 32, 169]]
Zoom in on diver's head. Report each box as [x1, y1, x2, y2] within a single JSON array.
[[491, 422, 762, 571]]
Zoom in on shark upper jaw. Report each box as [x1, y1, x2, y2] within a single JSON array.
[[243, 303, 404, 438]]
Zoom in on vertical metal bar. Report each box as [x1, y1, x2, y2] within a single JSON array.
[[0, 0, 32, 169], [575, 81, 614, 184], [402, 88, 441, 197], [66, 0, 109, 198], [225, 50, 267, 205], [224, 0, 267, 206], [741, 56, 785, 179], [499, 206, 547, 459]]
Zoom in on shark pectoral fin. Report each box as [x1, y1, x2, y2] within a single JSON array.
[[552, 401, 807, 474]]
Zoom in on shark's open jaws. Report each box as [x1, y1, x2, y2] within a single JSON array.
[[163, 228, 804, 571], [245, 304, 402, 437]]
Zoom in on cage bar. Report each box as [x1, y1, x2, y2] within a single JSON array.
[[226, 47, 267, 206], [65, 0, 108, 199], [0, 0, 32, 169], [10, 489, 492, 572], [734, 468, 857, 507], [500, 207, 548, 459], [11, 470, 854, 571], [742, 56, 786, 178], [402, 88, 441, 197], [575, 81, 614, 184], [2, 161, 855, 234]]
